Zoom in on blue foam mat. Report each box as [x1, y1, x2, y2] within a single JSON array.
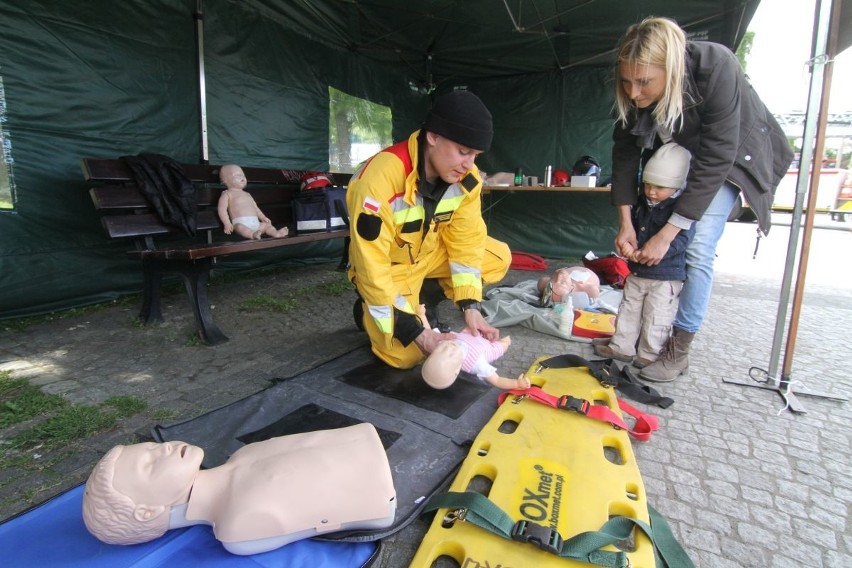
[[0, 484, 378, 568]]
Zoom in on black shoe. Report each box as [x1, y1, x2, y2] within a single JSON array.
[[353, 299, 365, 331]]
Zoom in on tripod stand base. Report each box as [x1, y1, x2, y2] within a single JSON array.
[[723, 376, 848, 414]]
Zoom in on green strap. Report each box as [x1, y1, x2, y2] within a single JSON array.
[[423, 492, 694, 568], [648, 505, 695, 568]]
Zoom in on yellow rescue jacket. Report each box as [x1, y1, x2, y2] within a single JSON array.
[[347, 130, 487, 335]]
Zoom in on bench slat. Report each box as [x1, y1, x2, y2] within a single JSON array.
[[90, 185, 292, 211], [128, 229, 350, 261], [90, 186, 221, 210], [82, 158, 221, 183], [100, 210, 221, 239]]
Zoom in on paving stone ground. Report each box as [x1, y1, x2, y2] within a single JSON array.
[[1, 216, 850, 567]]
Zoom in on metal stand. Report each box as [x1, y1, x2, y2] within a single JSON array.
[[724, 0, 849, 412], [723, 368, 848, 413]]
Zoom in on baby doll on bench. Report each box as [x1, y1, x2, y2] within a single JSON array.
[[416, 304, 531, 391], [217, 164, 289, 240]]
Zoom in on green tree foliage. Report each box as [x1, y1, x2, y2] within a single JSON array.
[[329, 88, 391, 172], [736, 31, 755, 72]]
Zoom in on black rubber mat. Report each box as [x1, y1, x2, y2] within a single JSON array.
[[152, 346, 499, 542], [338, 358, 487, 419], [238, 403, 403, 450]]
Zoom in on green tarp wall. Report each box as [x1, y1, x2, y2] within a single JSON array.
[[0, 0, 616, 318]]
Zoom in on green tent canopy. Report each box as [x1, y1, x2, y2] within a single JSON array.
[[0, 0, 761, 317]]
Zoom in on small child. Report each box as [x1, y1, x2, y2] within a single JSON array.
[[416, 305, 531, 390], [594, 142, 695, 370], [217, 164, 289, 240]]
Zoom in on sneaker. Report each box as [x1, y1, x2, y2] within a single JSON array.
[[593, 343, 633, 363]]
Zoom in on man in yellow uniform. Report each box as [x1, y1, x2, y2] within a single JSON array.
[[348, 91, 510, 369]]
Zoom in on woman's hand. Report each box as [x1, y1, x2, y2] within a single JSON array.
[[615, 225, 639, 259], [614, 205, 638, 258]]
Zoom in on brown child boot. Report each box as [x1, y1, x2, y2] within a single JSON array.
[[639, 327, 695, 382]]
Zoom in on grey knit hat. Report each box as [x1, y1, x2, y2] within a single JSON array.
[[643, 142, 691, 189], [424, 91, 493, 151]]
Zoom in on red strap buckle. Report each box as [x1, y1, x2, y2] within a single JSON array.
[[557, 395, 589, 414]]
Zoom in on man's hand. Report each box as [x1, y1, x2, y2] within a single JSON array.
[[413, 327, 454, 354], [463, 309, 499, 341]]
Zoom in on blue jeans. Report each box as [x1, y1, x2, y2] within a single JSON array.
[[673, 182, 738, 333]]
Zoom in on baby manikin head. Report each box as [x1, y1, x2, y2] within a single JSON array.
[[421, 339, 464, 389]]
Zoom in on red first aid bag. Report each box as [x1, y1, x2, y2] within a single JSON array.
[[510, 251, 548, 271], [582, 254, 630, 288]]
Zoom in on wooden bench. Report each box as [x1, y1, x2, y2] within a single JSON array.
[[82, 158, 350, 345]]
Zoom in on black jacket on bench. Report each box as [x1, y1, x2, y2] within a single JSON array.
[[121, 153, 198, 236]]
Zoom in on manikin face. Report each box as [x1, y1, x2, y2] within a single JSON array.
[[424, 132, 482, 184], [548, 269, 576, 303], [112, 441, 204, 508], [220, 165, 247, 189], [643, 183, 676, 204], [619, 61, 666, 109], [433, 340, 464, 371]]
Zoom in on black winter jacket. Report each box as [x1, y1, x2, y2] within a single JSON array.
[[121, 153, 197, 236], [629, 196, 694, 281], [611, 41, 793, 235]]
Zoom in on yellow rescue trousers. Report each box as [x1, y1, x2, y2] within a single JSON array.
[[360, 236, 510, 369]]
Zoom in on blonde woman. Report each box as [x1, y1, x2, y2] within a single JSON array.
[[610, 17, 792, 382]]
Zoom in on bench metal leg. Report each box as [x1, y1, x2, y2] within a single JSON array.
[[337, 235, 351, 271], [178, 260, 229, 346], [139, 260, 165, 324], [140, 257, 229, 345]]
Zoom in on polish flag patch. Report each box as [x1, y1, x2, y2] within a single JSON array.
[[362, 196, 380, 213]]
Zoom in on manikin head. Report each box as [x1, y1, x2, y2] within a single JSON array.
[[82, 441, 204, 545], [220, 164, 247, 190], [538, 267, 601, 306], [421, 339, 464, 390], [422, 91, 492, 185]]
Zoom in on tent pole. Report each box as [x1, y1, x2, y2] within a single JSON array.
[[782, 0, 841, 377], [723, 0, 848, 410], [194, 0, 209, 164]]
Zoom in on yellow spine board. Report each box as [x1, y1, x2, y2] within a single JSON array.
[[410, 356, 656, 568]]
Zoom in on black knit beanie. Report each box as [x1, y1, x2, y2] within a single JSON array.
[[423, 91, 493, 152]]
